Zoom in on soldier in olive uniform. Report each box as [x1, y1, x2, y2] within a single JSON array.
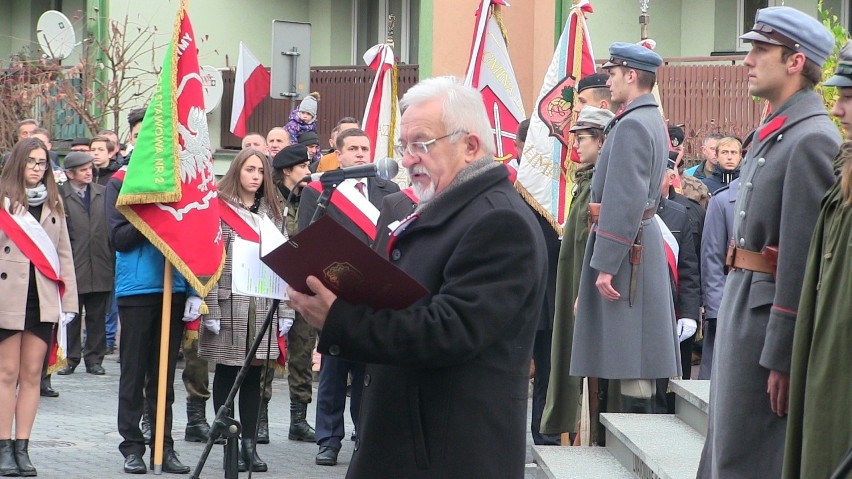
[[571, 43, 681, 413], [697, 7, 839, 479]]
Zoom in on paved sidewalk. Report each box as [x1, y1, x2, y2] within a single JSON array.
[[31, 354, 539, 478]]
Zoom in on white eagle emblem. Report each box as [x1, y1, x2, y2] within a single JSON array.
[[178, 105, 215, 191]]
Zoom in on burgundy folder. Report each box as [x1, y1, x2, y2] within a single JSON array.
[[261, 215, 428, 310]]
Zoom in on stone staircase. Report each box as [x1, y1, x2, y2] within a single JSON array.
[[532, 379, 709, 479]]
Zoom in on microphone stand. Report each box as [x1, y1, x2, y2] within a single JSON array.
[[190, 179, 338, 479]]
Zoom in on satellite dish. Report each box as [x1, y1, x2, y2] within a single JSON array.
[[201, 66, 224, 113], [37, 10, 77, 60]]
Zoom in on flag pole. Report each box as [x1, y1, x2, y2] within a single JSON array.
[[152, 260, 174, 474]]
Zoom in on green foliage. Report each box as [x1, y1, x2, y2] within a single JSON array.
[[817, 0, 850, 129]]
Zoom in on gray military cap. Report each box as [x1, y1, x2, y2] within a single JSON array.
[[570, 106, 615, 132], [825, 41, 852, 88], [602, 42, 663, 73], [740, 6, 834, 67], [63, 152, 94, 169]]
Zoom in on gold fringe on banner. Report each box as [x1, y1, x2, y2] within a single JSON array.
[[493, 4, 509, 47], [515, 181, 564, 236], [388, 63, 399, 156]]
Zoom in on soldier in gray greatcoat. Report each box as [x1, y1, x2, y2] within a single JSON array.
[[570, 43, 680, 413], [697, 7, 839, 479]]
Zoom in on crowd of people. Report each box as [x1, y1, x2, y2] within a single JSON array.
[[0, 5, 849, 478]]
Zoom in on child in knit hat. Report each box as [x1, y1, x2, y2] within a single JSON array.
[[285, 91, 320, 144]]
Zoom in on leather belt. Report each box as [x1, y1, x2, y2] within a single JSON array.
[[588, 203, 655, 226], [726, 244, 778, 277]]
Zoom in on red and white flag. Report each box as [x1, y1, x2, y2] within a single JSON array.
[[463, 0, 525, 164], [362, 43, 400, 164], [516, 0, 596, 234], [230, 42, 271, 138]]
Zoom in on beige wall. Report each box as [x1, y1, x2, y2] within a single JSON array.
[[429, 0, 556, 117]]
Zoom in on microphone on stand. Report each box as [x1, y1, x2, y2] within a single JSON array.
[[303, 157, 399, 184]]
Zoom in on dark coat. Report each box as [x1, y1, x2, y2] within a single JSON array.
[[572, 93, 680, 379], [298, 177, 400, 240], [372, 190, 417, 256], [657, 198, 701, 322], [316, 161, 546, 479], [698, 90, 840, 479], [668, 189, 705, 262], [60, 182, 114, 294], [701, 166, 740, 194]]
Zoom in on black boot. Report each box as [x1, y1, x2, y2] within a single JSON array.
[[241, 439, 267, 472], [140, 402, 152, 445], [184, 398, 211, 442], [0, 440, 19, 477], [256, 400, 270, 444], [13, 440, 35, 477], [222, 441, 246, 473], [288, 401, 316, 442]]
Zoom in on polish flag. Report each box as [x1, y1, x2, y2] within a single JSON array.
[[362, 43, 400, 164], [230, 42, 271, 138]]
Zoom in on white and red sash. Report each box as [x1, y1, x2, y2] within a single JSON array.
[[218, 197, 260, 243], [0, 199, 65, 300], [307, 179, 380, 241]]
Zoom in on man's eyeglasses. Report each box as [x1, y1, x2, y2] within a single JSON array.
[[26, 158, 49, 171], [394, 130, 468, 157]]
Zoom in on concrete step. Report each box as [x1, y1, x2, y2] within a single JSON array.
[[670, 379, 710, 435], [602, 413, 704, 479], [532, 445, 633, 479]]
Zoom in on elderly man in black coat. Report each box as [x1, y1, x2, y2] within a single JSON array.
[[289, 76, 547, 479]]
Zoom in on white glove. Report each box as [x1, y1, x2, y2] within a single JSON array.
[[61, 312, 76, 327], [278, 316, 294, 337], [677, 318, 698, 342], [183, 296, 203, 322], [203, 317, 220, 335]]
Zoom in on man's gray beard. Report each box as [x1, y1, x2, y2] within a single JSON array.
[[413, 180, 436, 203]]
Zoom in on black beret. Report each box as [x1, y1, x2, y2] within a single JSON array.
[[668, 125, 685, 147], [577, 73, 609, 92], [272, 144, 310, 169]]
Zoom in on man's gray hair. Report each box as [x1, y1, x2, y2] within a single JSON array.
[[400, 76, 495, 158]]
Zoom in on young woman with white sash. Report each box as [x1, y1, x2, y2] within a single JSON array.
[[198, 148, 293, 472], [0, 138, 77, 477]]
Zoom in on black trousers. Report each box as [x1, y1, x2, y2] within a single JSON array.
[[212, 364, 263, 440], [531, 329, 560, 445], [117, 293, 186, 457], [66, 291, 110, 368]]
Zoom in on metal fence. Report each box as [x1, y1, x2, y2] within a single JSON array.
[[219, 64, 420, 149]]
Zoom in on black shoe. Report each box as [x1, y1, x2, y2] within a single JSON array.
[[0, 439, 19, 476], [240, 439, 267, 472], [57, 365, 76, 375], [40, 385, 59, 398], [156, 450, 190, 474], [140, 402, 152, 445], [86, 364, 106, 375], [123, 454, 146, 474], [315, 446, 339, 466], [256, 400, 270, 444], [13, 440, 35, 477]]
